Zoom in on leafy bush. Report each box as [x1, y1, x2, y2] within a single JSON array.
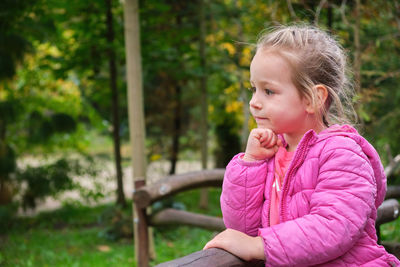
[[98, 204, 133, 241], [16, 157, 100, 210], [0, 202, 18, 232]]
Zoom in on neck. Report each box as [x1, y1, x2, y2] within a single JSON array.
[[284, 120, 326, 152]]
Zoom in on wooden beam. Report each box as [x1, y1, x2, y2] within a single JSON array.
[[149, 200, 398, 232], [154, 248, 264, 267], [150, 208, 225, 231], [149, 200, 398, 231], [376, 199, 399, 226], [384, 154, 400, 178], [133, 169, 225, 209]]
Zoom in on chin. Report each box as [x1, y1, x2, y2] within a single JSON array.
[[257, 124, 273, 130]]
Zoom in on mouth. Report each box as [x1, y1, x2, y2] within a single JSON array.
[[254, 116, 268, 122]]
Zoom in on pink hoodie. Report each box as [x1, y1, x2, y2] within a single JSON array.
[[221, 125, 399, 266]]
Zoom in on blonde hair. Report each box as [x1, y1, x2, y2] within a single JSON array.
[[256, 24, 356, 126]]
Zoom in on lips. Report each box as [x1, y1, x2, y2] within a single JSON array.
[[254, 116, 268, 122]]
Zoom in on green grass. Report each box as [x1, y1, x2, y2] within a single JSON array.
[[0, 188, 222, 267], [0, 204, 135, 267], [381, 217, 400, 242]]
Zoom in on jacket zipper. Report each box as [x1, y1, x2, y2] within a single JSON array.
[[279, 132, 314, 223]]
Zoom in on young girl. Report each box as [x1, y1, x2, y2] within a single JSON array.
[[203, 25, 400, 266]]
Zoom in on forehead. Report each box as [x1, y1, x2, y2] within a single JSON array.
[[250, 50, 294, 84]]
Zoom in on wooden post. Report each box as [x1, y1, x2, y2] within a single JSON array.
[[123, 0, 149, 266]]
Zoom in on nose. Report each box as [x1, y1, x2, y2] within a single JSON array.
[[249, 92, 262, 110]]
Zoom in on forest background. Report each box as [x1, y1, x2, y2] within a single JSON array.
[[1, 0, 400, 266]]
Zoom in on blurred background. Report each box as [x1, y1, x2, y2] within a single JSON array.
[[1, 0, 400, 266]]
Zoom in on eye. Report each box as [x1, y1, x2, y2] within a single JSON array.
[[264, 89, 274, 95], [247, 87, 256, 93]]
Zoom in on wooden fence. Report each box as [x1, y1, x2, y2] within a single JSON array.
[[133, 169, 400, 267]]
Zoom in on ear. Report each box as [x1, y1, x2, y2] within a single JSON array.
[[305, 84, 328, 114]]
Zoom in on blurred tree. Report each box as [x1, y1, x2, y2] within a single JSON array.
[[140, 0, 202, 174], [105, 0, 126, 207], [2, 0, 400, 210], [35, 0, 128, 205], [0, 0, 42, 204]]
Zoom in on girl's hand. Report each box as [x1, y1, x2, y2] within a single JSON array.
[[243, 128, 282, 161], [203, 228, 265, 261]]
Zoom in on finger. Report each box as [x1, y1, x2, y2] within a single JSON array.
[[260, 140, 269, 147], [262, 130, 272, 144], [251, 128, 263, 139], [266, 133, 277, 148], [258, 130, 268, 143], [260, 139, 273, 148], [259, 134, 267, 143], [262, 131, 276, 148], [277, 138, 283, 147]]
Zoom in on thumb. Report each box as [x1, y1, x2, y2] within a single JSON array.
[[203, 241, 212, 250]]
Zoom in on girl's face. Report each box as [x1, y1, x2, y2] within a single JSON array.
[[249, 50, 309, 135]]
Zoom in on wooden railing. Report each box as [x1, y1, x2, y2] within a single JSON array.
[[134, 169, 225, 209], [154, 199, 400, 267], [133, 169, 400, 266], [155, 248, 264, 267], [133, 169, 226, 266]]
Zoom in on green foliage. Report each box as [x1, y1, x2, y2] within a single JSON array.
[[17, 159, 74, 210], [16, 158, 98, 210], [0, 0, 35, 79], [0, 142, 16, 177], [2, 0, 397, 175], [0, 202, 18, 231], [214, 113, 242, 168], [97, 205, 133, 241]]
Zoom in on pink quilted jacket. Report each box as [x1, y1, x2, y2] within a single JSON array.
[[221, 125, 399, 266]]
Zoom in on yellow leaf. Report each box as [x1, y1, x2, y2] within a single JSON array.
[[150, 154, 162, 162], [226, 101, 243, 113], [208, 104, 214, 113], [220, 42, 236, 56], [240, 47, 253, 66]]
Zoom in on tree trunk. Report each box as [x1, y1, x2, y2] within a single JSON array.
[[353, 0, 361, 95], [327, 3, 333, 29], [169, 84, 182, 175], [105, 0, 126, 207], [232, 2, 248, 151], [199, 0, 209, 209], [168, 4, 186, 176]]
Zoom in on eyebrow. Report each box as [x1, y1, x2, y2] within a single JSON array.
[[249, 80, 276, 86]]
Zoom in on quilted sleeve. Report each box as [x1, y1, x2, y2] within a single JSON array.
[[220, 153, 269, 237], [258, 137, 377, 266]]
